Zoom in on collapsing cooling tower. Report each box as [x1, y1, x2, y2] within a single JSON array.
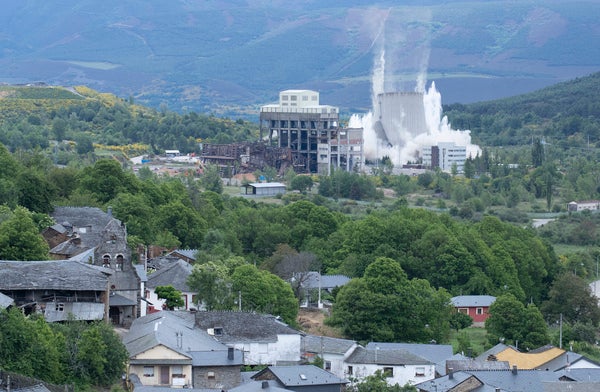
[[376, 92, 428, 147]]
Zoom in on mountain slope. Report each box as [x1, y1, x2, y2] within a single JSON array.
[[444, 71, 600, 146], [0, 1, 599, 116]]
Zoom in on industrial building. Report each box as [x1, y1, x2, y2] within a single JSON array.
[[421, 142, 467, 173], [259, 89, 363, 174]]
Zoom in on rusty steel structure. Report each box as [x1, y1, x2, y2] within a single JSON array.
[[200, 142, 308, 175]]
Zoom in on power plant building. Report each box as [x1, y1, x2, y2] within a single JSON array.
[[260, 90, 363, 174], [422, 142, 467, 173]]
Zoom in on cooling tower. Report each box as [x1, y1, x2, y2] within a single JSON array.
[[376, 92, 428, 147]]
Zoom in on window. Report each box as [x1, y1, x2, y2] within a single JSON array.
[[383, 367, 394, 377], [103, 255, 111, 268], [302, 95, 308, 101], [415, 367, 426, 377], [347, 366, 353, 375], [207, 371, 215, 379], [115, 254, 124, 270], [258, 343, 268, 354], [214, 327, 223, 336], [476, 307, 484, 315], [143, 366, 155, 377], [290, 95, 297, 101], [282, 95, 288, 100], [55, 303, 64, 312], [171, 365, 184, 378], [325, 361, 331, 371]]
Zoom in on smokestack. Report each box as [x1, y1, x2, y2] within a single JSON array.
[[448, 368, 453, 379], [512, 365, 518, 375], [262, 381, 269, 389], [228, 347, 234, 360]]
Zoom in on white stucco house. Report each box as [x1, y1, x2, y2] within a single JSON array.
[[145, 259, 197, 312], [344, 346, 435, 387], [194, 311, 304, 366], [303, 335, 358, 379]]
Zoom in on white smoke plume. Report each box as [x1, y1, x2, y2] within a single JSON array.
[[350, 8, 480, 167]]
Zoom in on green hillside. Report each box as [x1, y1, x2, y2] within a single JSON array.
[[0, 85, 259, 154], [444, 71, 600, 146]]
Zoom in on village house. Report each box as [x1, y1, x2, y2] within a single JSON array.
[[145, 259, 197, 313], [344, 346, 435, 387], [166, 249, 198, 264], [451, 295, 496, 326], [43, 206, 144, 326], [302, 335, 357, 379], [417, 367, 600, 392], [477, 343, 600, 371], [365, 342, 454, 377], [567, 200, 600, 212], [0, 259, 111, 322], [250, 365, 347, 392], [194, 311, 304, 366], [123, 311, 243, 390]]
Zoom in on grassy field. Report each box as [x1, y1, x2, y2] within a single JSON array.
[[449, 327, 489, 357]]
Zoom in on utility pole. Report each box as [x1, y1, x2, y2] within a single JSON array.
[[559, 313, 563, 349], [238, 291, 242, 311]]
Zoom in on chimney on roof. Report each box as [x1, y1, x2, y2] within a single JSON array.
[[107, 206, 112, 217], [512, 365, 518, 375], [448, 368, 453, 379], [228, 347, 234, 360], [262, 381, 269, 389]]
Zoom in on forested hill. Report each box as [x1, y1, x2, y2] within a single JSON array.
[[444, 71, 600, 147], [0, 85, 258, 154]]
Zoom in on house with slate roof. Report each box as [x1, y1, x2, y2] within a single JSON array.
[[451, 295, 496, 325], [167, 249, 198, 264], [302, 335, 357, 379], [0, 260, 111, 322], [46, 207, 144, 326], [251, 365, 347, 392], [123, 311, 243, 390], [344, 346, 435, 387], [365, 342, 454, 377], [229, 379, 293, 392], [477, 343, 600, 372], [146, 259, 197, 313], [299, 273, 350, 307], [417, 367, 600, 392], [194, 311, 304, 366], [0, 291, 14, 309]]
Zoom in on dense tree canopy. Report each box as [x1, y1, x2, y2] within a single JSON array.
[[485, 294, 549, 350], [0, 308, 127, 388], [327, 257, 452, 343]]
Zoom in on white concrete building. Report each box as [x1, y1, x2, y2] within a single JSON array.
[[422, 142, 467, 173]]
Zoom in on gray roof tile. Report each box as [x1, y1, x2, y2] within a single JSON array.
[[0, 260, 112, 291], [123, 311, 242, 367], [147, 259, 193, 291], [346, 346, 431, 365], [195, 311, 303, 344], [303, 335, 356, 355], [451, 295, 496, 307], [253, 365, 347, 387]]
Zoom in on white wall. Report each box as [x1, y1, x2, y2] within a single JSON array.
[[230, 334, 302, 365], [146, 289, 196, 312], [345, 363, 435, 387]]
